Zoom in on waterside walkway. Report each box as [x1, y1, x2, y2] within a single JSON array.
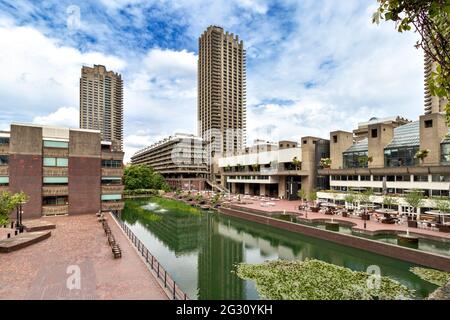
[[0, 214, 168, 300]]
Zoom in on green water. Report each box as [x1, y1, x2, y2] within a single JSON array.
[[121, 197, 439, 300]]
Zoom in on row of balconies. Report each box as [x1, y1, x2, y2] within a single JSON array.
[[102, 201, 125, 211], [0, 166, 8, 175], [41, 185, 124, 196], [43, 148, 68, 158], [42, 205, 69, 216]]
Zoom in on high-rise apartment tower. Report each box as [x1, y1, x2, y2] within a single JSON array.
[[424, 54, 447, 115], [198, 26, 247, 162], [80, 65, 123, 149]]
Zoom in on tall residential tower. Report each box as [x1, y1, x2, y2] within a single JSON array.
[[198, 26, 247, 164], [80, 65, 123, 149], [424, 54, 447, 115]]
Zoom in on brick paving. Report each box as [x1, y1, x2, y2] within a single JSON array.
[[0, 214, 168, 300], [231, 199, 450, 241]]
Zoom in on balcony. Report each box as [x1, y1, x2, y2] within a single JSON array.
[[102, 201, 125, 211], [43, 148, 69, 158], [101, 185, 124, 194], [43, 167, 68, 176], [0, 166, 8, 175], [42, 186, 69, 196], [101, 168, 123, 177], [42, 205, 69, 216], [101, 151, 124, 160], [0, 144, 9, 153]]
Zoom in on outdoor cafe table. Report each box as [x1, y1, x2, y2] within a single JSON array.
[[375, 209, 398, 217], [320, 203, 337, 208]]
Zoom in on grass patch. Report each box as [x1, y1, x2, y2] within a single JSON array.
[[150, 197, 203, 216], [410, 267, 450, 286], [236, 259, 414, 300]]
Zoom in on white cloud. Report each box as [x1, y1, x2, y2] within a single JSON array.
[[32, 107, 79, 128]]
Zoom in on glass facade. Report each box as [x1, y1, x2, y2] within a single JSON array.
[[441, 142, 450, 164], [384, 146, 419, 167], [43, 140, 69, 148], [343, 151, 368, 168]]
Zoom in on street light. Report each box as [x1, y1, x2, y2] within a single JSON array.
[[16, 201, 25, 233]]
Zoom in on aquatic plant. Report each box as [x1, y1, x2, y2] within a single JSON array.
[[410, 267, 450, 286], [236, 259, 413, 300]]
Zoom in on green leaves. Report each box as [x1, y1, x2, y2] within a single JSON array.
[[236, 259, 414, 300], [0, 191, 28, 226], [124, 164, 171, 192], [410, 267, 450, 286]]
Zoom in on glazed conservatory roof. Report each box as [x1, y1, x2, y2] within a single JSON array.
[[384, 121, 420, 149], [344, 138, 368, 153]]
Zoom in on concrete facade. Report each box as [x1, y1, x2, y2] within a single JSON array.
[[80, 65, 123, 150], [198, 26, 246, 180], [0, 123, 124, 219], [131, 133, 208, 191]]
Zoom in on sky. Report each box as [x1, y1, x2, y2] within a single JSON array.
[[0, 0, 424, 162]]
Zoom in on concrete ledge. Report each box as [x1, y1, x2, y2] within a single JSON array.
[[0, 231, 51, 253], [219, 207, 450, 272], [23, 220, 56, 232]]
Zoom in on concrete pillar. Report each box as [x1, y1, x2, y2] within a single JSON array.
[[231, 183, 236, 194], [260, 184, 266, 196], [278, 176, 286, 199], [330, 131, 353, 170], [244, 183, 250, 195], [420, 113, 447, 165]]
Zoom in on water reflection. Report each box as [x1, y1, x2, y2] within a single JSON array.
[[121, 198, 437, 300]]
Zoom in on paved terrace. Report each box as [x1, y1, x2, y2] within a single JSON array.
[[230, 199, 450, 241], [0, 214, 168, 300]]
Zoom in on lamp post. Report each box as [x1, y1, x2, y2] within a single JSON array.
[[18, 201, 24, 233]]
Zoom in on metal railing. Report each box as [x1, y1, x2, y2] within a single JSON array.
[[111, 213, 189, 300]]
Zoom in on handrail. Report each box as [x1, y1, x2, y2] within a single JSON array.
[[111, 212, 189, 300]]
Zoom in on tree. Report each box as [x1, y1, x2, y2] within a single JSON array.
[[297, 188, 307, 202], [320, 158, 332, 168], [344, 192, 356, 207], [123, 164, 170, 191], [383, 195, 398, 209], [308, 190, 318, 204], [414, 149, 430, 164], [292, 157, 301, 170], [434, 197, 450, 213], [404, 189, 424, 214], [373, 1, 450, 124], [0, 191, 28, 225], [357, 188, 374, 208]]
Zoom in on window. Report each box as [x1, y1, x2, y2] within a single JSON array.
[[101, 160, 122, 168], [101, 177, 122, 185], [413, 175, 428, 182], [343, 151, 368, 168], [43, 140, 69, 148], [371, 129, 378, 138], [0, 177, 9, 185], [303, 140, 307, 144], [384, 146, 419, 167], [0, 137, 9, 145], [0, 155, 8, 165], [101, 194, 122, 201], [360, 175, 371, 181], [396, 175, 411, 182], [441, 142, 450, 164], [424, 120, 433, 128], [43, 196, 68, 206], [387, 176, 395, 182], [333, 135, 338, 143], [431, 175, 450, 182], [43, 177, 68, 184], [43, 157, 68, 167]]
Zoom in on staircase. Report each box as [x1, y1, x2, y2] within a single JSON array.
[[206, 179, 230, 193]]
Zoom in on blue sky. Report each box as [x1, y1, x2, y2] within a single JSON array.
[[0, 0, 424, 161]]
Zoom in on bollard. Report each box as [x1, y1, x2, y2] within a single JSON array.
[[10, 222, 14, 228], [7, 233, 10, 238], [14, 230, 18, 236]]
